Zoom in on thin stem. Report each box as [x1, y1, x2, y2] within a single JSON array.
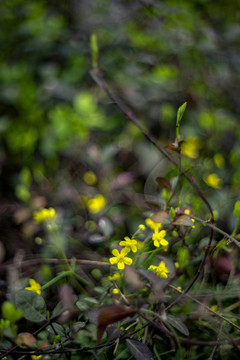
[[167, 284, 240, 332], [185, 213, 240, 248]]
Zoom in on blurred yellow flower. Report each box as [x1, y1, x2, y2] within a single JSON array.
[[87, 194, 106, 214], [145, 218, 162, 231], [138, 224, 146, 231], [119, 237, 138, 253], [149, 261, 169, 278], [31, 356, 42, 360], [109, 248, 132, 270], [83, 171, 97, 185], [204, 173, 223, 189], [214, 153, 225, 169], [112, 288, 119, 294], [181, 137, 201, 159], [108, 273, 122, 281], [33, 208, 56, 223], [210, 305, 218, 312], [25, 279, 41, 295]]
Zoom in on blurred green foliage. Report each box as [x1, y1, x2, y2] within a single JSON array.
[[1, 1, 240, 358]]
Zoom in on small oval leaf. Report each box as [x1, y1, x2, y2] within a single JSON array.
[[15, 332, 37, 348], [97, 305, 136, 343], [126, 339, 154, 360], [152, 211, 171, 225], [172, 215, 194, 227], [167, 315, 189, 336], [15, 290, 46, 323], [156, 177, 172, 192]]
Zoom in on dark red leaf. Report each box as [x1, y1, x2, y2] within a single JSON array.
[[97, 305, 136, 343], [155, 177, 172, 192]]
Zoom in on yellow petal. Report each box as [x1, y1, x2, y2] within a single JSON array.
[[124, 257, 132, 266], [109, 257, 118, 264], [118, 262, 125, 270], [112, 249, 119, 257], [160, 239, 168, 247], [121, 247, 130, 256]]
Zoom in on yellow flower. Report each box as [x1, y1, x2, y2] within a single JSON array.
[[204, 173, 223, 189], [112, 288, 119, 294], [87, 194, 106, 214], [145, 218, 162, 231], [119, 237, 138, 253], [31, 356, 42, 360], [149, 261, 169, 278], [108, 273, 122, 281], [25, 279, 41, 295], [33, 208, 56, 223], [109, 248, 132, 270], [210, 305, 218, 312], [181, 137, 201, 159], [83, 171, 97, 185], [152, 229, 168, 248], [138, 224, 146, 231]]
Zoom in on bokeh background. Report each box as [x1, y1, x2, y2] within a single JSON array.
[[1, 0, 240, 262]]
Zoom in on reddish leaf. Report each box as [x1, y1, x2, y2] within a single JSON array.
[[155, 177, 172, 192], [15, 332, 37, 348], [145, 201, 161, 209], [152, 211, 171, 225], [97, 305, 136, 343], [172, 215, 194, 226], [165, 144, 179, 151]]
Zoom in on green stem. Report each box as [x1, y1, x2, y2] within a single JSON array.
[[232, 217, 239, 237], [41, 271, 72, 290], [142, 248, 161, 268]]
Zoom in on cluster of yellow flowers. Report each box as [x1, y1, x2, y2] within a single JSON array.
[[109, 219, 170, 279], [145, 217, 169, 251], [149, 261, 169, 279], [145, 217, 169, 278], [33, 208, 56, 223]]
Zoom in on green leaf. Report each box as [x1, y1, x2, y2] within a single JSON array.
[[126, 339, 154, 360], [177, 248, 190, 269], [167, 315, 189, 336], [233, 200, 240, 217], [176, 102, 187, 126], [2, 301, 22, 323], [15, 290, 46, 323], [169, 207, 176, 221], [90, 33, 98, 69]]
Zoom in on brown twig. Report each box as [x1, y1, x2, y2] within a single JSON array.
[[0, 258, 111, 271]]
